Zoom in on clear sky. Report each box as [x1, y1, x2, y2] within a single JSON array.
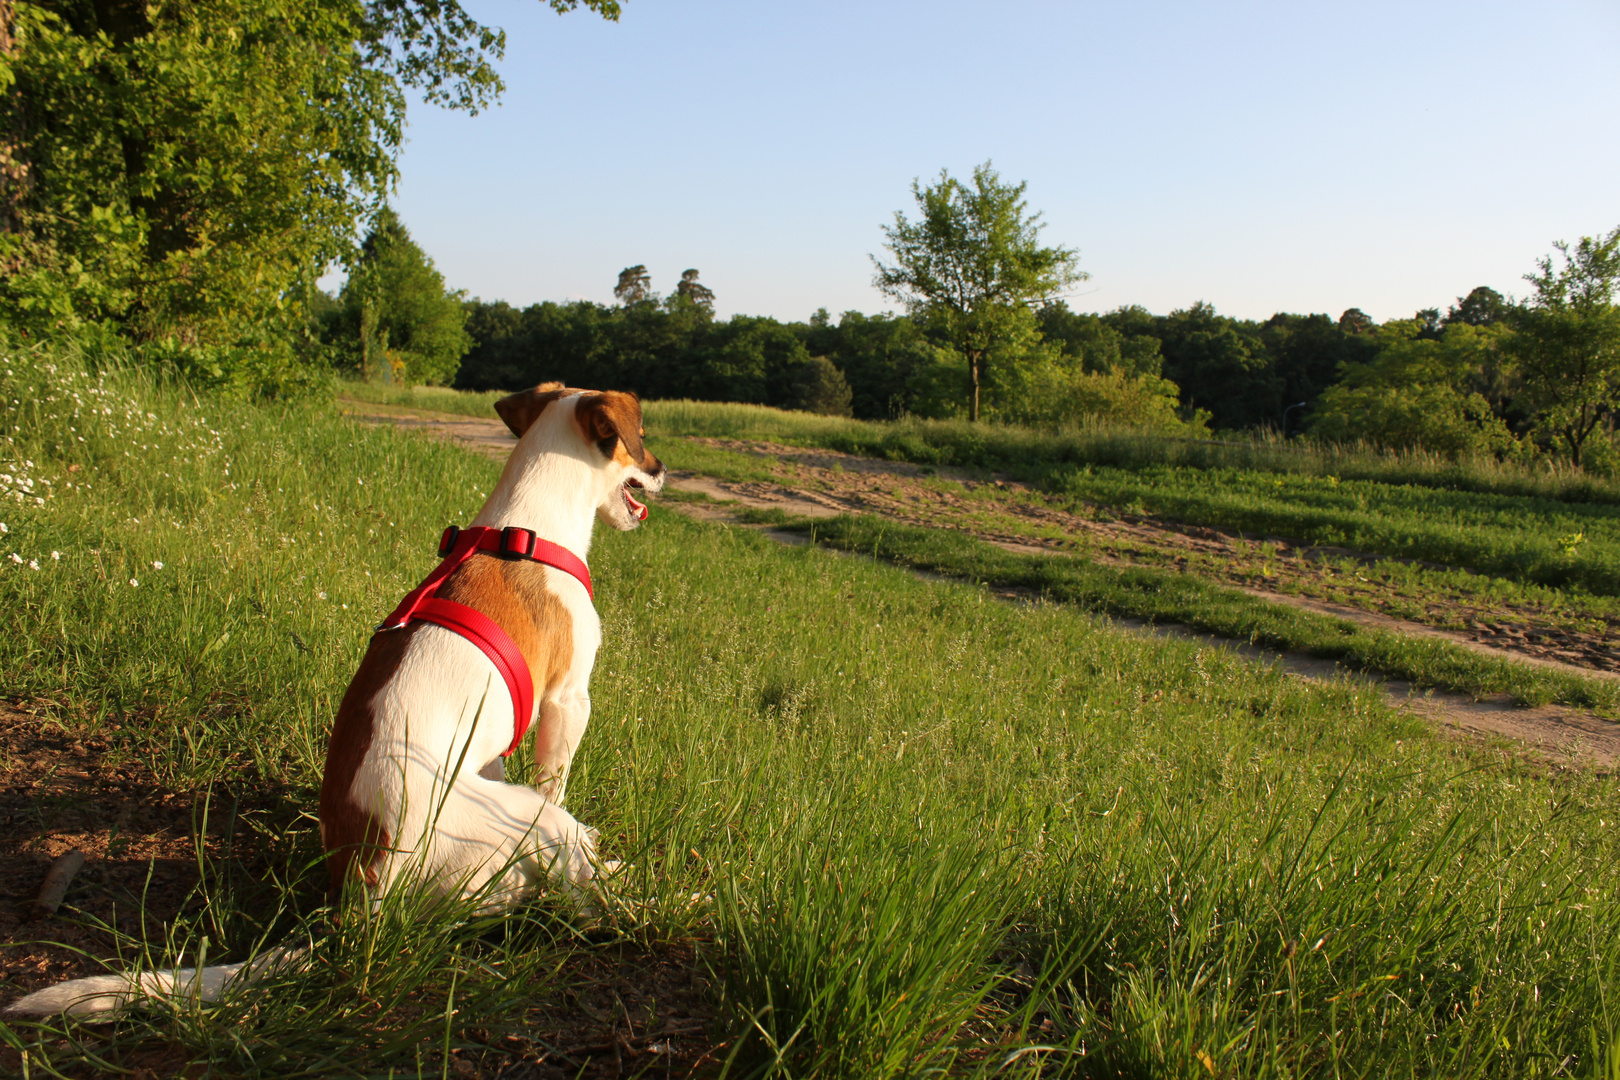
[[381, 0, 1620, 325]]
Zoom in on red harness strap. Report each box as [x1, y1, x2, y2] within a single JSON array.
[[376, 526, 592, 758]]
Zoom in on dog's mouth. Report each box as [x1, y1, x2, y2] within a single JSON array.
[[622, 478, 648, 521]]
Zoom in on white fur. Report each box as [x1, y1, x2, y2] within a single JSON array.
[[6, 392, 663, 1017]]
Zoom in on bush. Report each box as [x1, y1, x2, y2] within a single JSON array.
[[1310, 382, 1519, 460]]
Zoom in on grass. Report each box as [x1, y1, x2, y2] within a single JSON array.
[[645, 405, 1620, 613], [337, 379, 509, 418], [650, 431, 1620, 631], [3, 346, 1620, 1076], [726, 505, 1620, 713], [1048, 463, 1620, 597], [645, 399, 1620, 597], [343, 388, 1620, 509]]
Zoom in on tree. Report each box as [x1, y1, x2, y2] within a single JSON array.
[[0, 0, 618, 382], [788, 355, 853, 416], [673, 268, 715, 316], [1447, 286, 1509, 328], [803, 309, 955, 419], [872, 161, 1084, 421], [1509, 227, 1620, 467], [1037, 301, 1163, 378], [1338, 308, 1375, 335], [614, 264, 652, 306], [1308, 318, 1518, 459], [1156, 302, 1279, 431], [339, 207, 470, 385], [1258, 311, 1379, 419]]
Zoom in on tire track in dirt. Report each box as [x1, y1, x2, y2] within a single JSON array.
[[344, 404, 1620, 770]]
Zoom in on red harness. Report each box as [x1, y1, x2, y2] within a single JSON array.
[[376, 525, 592, 758]]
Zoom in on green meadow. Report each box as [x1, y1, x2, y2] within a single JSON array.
[[725, 507, 1620, 713], [3, 351, 1620, 1077]]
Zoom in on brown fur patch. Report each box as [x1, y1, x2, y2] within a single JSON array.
[[494, 382, 568, 438], [436, 555, 576, 780], [574, 391, 658, 470], [319, 627, 414, 895]]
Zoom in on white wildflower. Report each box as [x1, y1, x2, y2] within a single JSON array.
[[129, 578, 139, 587], [27, 559, 37, 570], [51, 551, 60, 560], [152, 561, 163, 570], [8, 553, 19, 564]]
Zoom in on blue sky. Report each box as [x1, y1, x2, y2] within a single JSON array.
[[380, 0, 1620, 324]]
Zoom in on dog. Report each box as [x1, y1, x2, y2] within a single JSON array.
[[6, 383, 665, 1016]]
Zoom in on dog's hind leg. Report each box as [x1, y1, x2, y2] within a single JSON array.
[[393, 774, 603, 914]]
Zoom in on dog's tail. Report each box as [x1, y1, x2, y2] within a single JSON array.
[[4, 944, 307, 1018]]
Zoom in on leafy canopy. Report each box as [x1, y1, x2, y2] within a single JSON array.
[[1509, 226, 1620, 467], [338, 207, 470, 386], [0, 0, 619, 393]]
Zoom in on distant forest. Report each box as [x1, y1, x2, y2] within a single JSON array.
[[450, 268, 1515, 445]]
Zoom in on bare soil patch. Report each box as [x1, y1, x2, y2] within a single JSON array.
[[467, 944, 719, 1079], [338, 402, 520, 458], [0, 704, 304, 1008]]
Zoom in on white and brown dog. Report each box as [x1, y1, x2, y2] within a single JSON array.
[[6, 383, 664, 1016], [320, 381, 663, 911]]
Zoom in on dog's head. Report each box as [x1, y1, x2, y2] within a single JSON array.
[[494, 382, 666, 531]]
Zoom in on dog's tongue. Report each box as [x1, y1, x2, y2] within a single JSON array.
[[624, 487, 648, 521]]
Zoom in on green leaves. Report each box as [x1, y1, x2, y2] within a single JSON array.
[[0, 0, 619, 391], [335, 207, 471, 386], [1508, 227, 1620, 467]]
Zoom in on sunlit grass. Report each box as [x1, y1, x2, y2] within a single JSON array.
[[3, 345, 1619, 1077], [344, 386, 1620, 507], [736, 508, 1620, 712], [336, 379, 509, 418]]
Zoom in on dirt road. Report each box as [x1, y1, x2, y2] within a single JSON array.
[[342, 402, 1620, 769]]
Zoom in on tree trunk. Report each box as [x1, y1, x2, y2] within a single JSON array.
[[360, 298, 377, 381], [969, 350, 981, 422]]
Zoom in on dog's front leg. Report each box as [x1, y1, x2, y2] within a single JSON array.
[[532, 688, 590, 804]]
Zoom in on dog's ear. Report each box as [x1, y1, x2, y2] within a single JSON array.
[[573, 391, 647, 465], [494, 382, 567, 438]]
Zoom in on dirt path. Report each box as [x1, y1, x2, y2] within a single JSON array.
[[676, 438, 1620, 677], [343, 403, 1620, 770]]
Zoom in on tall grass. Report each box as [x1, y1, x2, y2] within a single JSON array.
[[336, 379, 509, 417], [341, 387, 1620, 507], [3, 344, 1619, 1077], [641, 398, 1620, 507], [737, 508, 1620, 711], [1049, 463, 1620, 596]]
